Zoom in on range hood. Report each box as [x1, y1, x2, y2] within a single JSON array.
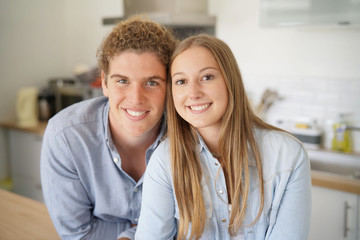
[[103, 0, 216, 39]]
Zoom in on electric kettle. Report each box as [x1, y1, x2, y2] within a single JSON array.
[[16, 87, 39, 127]]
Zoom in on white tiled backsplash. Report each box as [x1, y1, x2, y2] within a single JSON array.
[[244, 75, 360, 153]]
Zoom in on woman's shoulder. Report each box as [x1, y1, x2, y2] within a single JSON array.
[[256, 128, 304, 151], [256, 128, 309, 168], [153, 138, 171, 158], [146, 138, 173, 186], [148, 138, 172, 170]]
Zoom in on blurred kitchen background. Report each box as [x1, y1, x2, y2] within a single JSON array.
[[0, 0, 360, 239]]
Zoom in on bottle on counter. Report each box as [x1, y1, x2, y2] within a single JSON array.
[[332, 114, 352, 153]]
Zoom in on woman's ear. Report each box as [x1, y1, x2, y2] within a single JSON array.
[[101, 71, 109, 97]]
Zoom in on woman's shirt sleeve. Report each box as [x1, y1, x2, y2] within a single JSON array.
[[264, 133, 312, 240], [135, 140, 177, 240]]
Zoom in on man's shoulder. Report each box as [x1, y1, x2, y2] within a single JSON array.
[[46, 96, 108, 134]]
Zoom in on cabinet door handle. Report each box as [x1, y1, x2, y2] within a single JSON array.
[[343, 201, 350, 238]]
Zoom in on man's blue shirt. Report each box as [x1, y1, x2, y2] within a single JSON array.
[[41, 96, 165, 240]]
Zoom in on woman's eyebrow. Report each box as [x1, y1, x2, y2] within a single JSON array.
[[171, 72, 184, 78], [172, 66, 218, 78]]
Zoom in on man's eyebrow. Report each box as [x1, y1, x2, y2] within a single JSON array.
[[109, 74, 166, 82], [109, 74, 128, 79], [147, 75, 166, 81]]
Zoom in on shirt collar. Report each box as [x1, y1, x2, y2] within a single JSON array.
[[150, 116, 167, 150], [103, 100, 111, 142], [197, 131, 210, 155], [197, 129, 257, 167]]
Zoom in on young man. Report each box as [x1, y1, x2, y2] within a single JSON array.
[[40, 16, 177, 240]]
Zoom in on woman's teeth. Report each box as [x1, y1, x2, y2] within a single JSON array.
[[190, 104, 209, 111], [126, 109, 146, 116]]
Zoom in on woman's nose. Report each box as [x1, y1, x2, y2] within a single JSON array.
[[188, 81, 202, 99]]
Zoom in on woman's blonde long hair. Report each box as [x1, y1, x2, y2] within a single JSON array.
[[167, 34, 281, 240]]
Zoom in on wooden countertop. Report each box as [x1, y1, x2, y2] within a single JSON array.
[[0, 189, 60, 240], [0, 121, 47, 135], [311, 170, 360, 195]]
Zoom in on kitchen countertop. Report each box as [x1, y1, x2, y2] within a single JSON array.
[[0, 189, 59, 240], [0, 121, 47, 135], [308, 148, 360, 194], [311, 170, 360, 194]]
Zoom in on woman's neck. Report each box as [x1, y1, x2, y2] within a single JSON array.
[[197, 126, 221, 155]]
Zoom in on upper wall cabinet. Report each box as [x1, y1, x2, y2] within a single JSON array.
[[259, 0, 360, 27]]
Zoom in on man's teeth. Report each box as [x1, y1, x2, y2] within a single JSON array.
[[126, 109, 146, 116], [190, 104, 209, 111]]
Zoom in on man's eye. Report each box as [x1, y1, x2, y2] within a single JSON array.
[[174, 79, 185, 85], [117, 79, 128, 84], [146, 81, 158, 86]]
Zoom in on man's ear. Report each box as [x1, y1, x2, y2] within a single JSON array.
[[101, 71, 109, 97]]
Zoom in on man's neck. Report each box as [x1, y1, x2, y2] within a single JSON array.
[[108, 120, 161, 182]]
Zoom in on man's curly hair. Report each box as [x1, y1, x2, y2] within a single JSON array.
[[97, 15, 178, 76]]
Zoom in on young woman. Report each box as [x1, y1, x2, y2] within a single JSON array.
[[135, 34, 311, 240]]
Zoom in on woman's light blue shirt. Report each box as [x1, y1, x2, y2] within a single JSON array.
[[136, 129, 312, 240]]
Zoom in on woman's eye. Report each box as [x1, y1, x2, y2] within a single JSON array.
[[174, 79, 185, 85], [202, 74, 214, 81], [146, 81, 158, 86]]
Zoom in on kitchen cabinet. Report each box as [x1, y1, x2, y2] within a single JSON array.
[[309, 186, 359, 240], [259, 0, 360, 28], [9, 129, 44, 202]]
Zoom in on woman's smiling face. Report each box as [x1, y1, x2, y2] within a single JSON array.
[[171, 46, 228, 134]]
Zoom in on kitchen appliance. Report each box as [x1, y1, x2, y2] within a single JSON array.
[[103, 0, 216, 39], [49, 78, 103, 113], [291, 126, 322, 149], [38, 87, 55, 121], [16, 87, 39, 127]]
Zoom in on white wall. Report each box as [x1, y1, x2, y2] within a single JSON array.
[[62, 0, 123, 72], [210, 0, 360, 152], [0, 0, 67, 122]]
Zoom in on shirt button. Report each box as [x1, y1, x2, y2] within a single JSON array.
[[134, 188, 138, 192], [134, 218, 138, 222], [221, 219, 226, 223], [113, 157, 119, 163], [219, 189, 224, 194], [215, 162, 219, 166]]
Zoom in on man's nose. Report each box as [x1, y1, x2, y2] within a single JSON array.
[[130, 84, 146, 104]]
